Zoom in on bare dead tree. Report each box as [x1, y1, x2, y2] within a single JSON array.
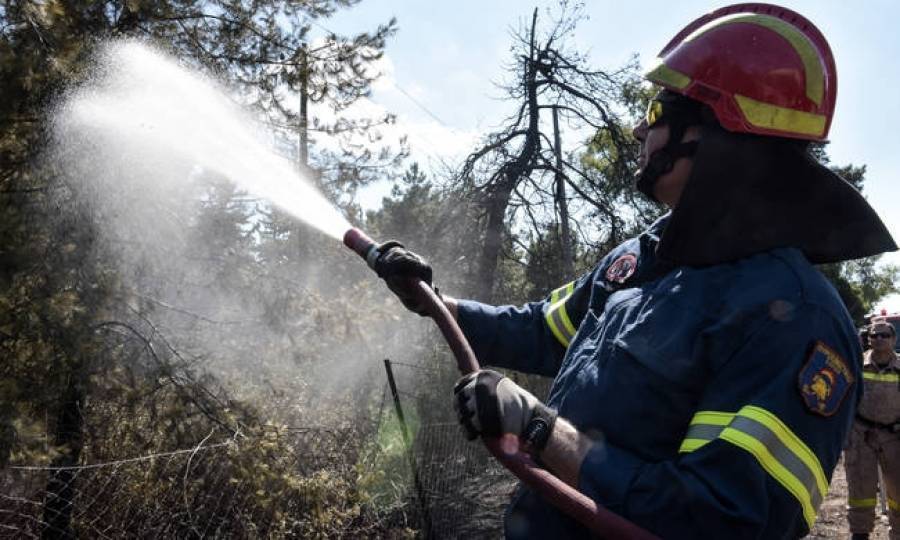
[[458, 4, 639, 301]]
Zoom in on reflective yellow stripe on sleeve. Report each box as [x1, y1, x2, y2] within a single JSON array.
[[848, 498, 877, 508], [679, 406, 827, 529], [545, 281, 577, 348], [862, 372, 900, 383], [679, 411, 734, 453]]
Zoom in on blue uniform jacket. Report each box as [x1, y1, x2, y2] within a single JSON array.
[[456, 216, 861, 539]]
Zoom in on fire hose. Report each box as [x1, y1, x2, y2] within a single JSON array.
[[344, 228, 658, 539]]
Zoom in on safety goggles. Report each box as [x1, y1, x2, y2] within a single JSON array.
[[644, 91, 702, 129], [870, 332, 895, 340], [645, 99, 665, 128]]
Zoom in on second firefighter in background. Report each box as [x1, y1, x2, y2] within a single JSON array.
[[845, 319, 900, 540]]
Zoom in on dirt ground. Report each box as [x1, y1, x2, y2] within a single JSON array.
[[457, 456, 894, 539], [806, 457, 892, 539]]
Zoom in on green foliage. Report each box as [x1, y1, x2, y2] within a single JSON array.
[[523, 224, 577, 300], [819, 256, 898, 324], [365, 162, 483, 297], [356, 407, 419, 511], [580, 82, 665, 253]]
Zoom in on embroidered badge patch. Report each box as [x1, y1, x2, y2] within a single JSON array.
[[605, 253, 637, 284], [798, 341, 854, 417]]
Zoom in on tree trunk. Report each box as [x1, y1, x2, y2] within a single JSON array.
[[41, 372, 84, 540], [474, 9, 541, 302], [476, 180, 515, 301], [553, 106, 575, 279]]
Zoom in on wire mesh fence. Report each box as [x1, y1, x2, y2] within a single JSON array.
[[382, 358, 526, 539], [4, 442, 244, 539], [410, 422, 514, 538], [0, 358, 523, 539], [1, 428, 396, 539]]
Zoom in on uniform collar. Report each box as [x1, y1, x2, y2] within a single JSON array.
[[640, 213, 670, 252], [863, 350, 900, 371]]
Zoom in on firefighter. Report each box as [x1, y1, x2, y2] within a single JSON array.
[[377, 3, 897, 538], [845, 319, 900, 540]]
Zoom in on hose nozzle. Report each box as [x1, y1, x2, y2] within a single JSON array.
[[343, 227, 380, 270]]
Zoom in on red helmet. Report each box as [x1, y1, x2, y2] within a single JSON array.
[[645, 3, 836, 141]]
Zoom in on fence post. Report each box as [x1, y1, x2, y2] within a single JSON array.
[[383, 359, 433, 537]]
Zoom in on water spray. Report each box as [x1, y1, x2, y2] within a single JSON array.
[[56, 41, 352, 241], [343, 228, 657, 540]]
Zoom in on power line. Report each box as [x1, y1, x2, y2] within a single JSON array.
[[305, 20, 458, 132], [392, 83, 451, 128]]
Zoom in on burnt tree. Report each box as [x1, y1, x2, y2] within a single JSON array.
[[459, 5, 637, 301]]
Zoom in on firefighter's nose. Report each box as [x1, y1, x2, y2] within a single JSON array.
[[633, 119, 648, 142]]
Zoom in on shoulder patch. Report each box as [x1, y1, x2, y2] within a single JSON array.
[[605, 253, 637, 284], [798, 341, 854, 417]]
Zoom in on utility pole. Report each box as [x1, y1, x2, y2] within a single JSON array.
[[552, 106, 575, 279], [294, 42, 310, 261], [298, 43, 309, 173]]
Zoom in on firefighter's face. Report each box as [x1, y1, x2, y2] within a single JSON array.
[[632, 120, 701, 208], [869, 323, 896, 353]]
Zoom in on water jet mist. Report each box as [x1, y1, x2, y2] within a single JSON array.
[[55, 40, 351, 240], [48, 38, 389, 424]]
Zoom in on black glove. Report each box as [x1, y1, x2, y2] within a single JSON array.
[[454, 370, 558, 453], [891, 422, 900, 434], [373, 241, 434, 316]]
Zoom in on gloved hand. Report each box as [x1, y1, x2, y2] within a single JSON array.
[[454, 370, 558, 452], [373, 241, 434, 316]]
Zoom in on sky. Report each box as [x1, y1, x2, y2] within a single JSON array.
[[321, 0, 900, 313]]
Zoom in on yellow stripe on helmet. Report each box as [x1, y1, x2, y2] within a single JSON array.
[[644, 58, 691, 90], [734, 94, 827, 138]]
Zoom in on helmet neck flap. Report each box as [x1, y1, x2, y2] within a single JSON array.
[[656, 126, 897, 266]]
